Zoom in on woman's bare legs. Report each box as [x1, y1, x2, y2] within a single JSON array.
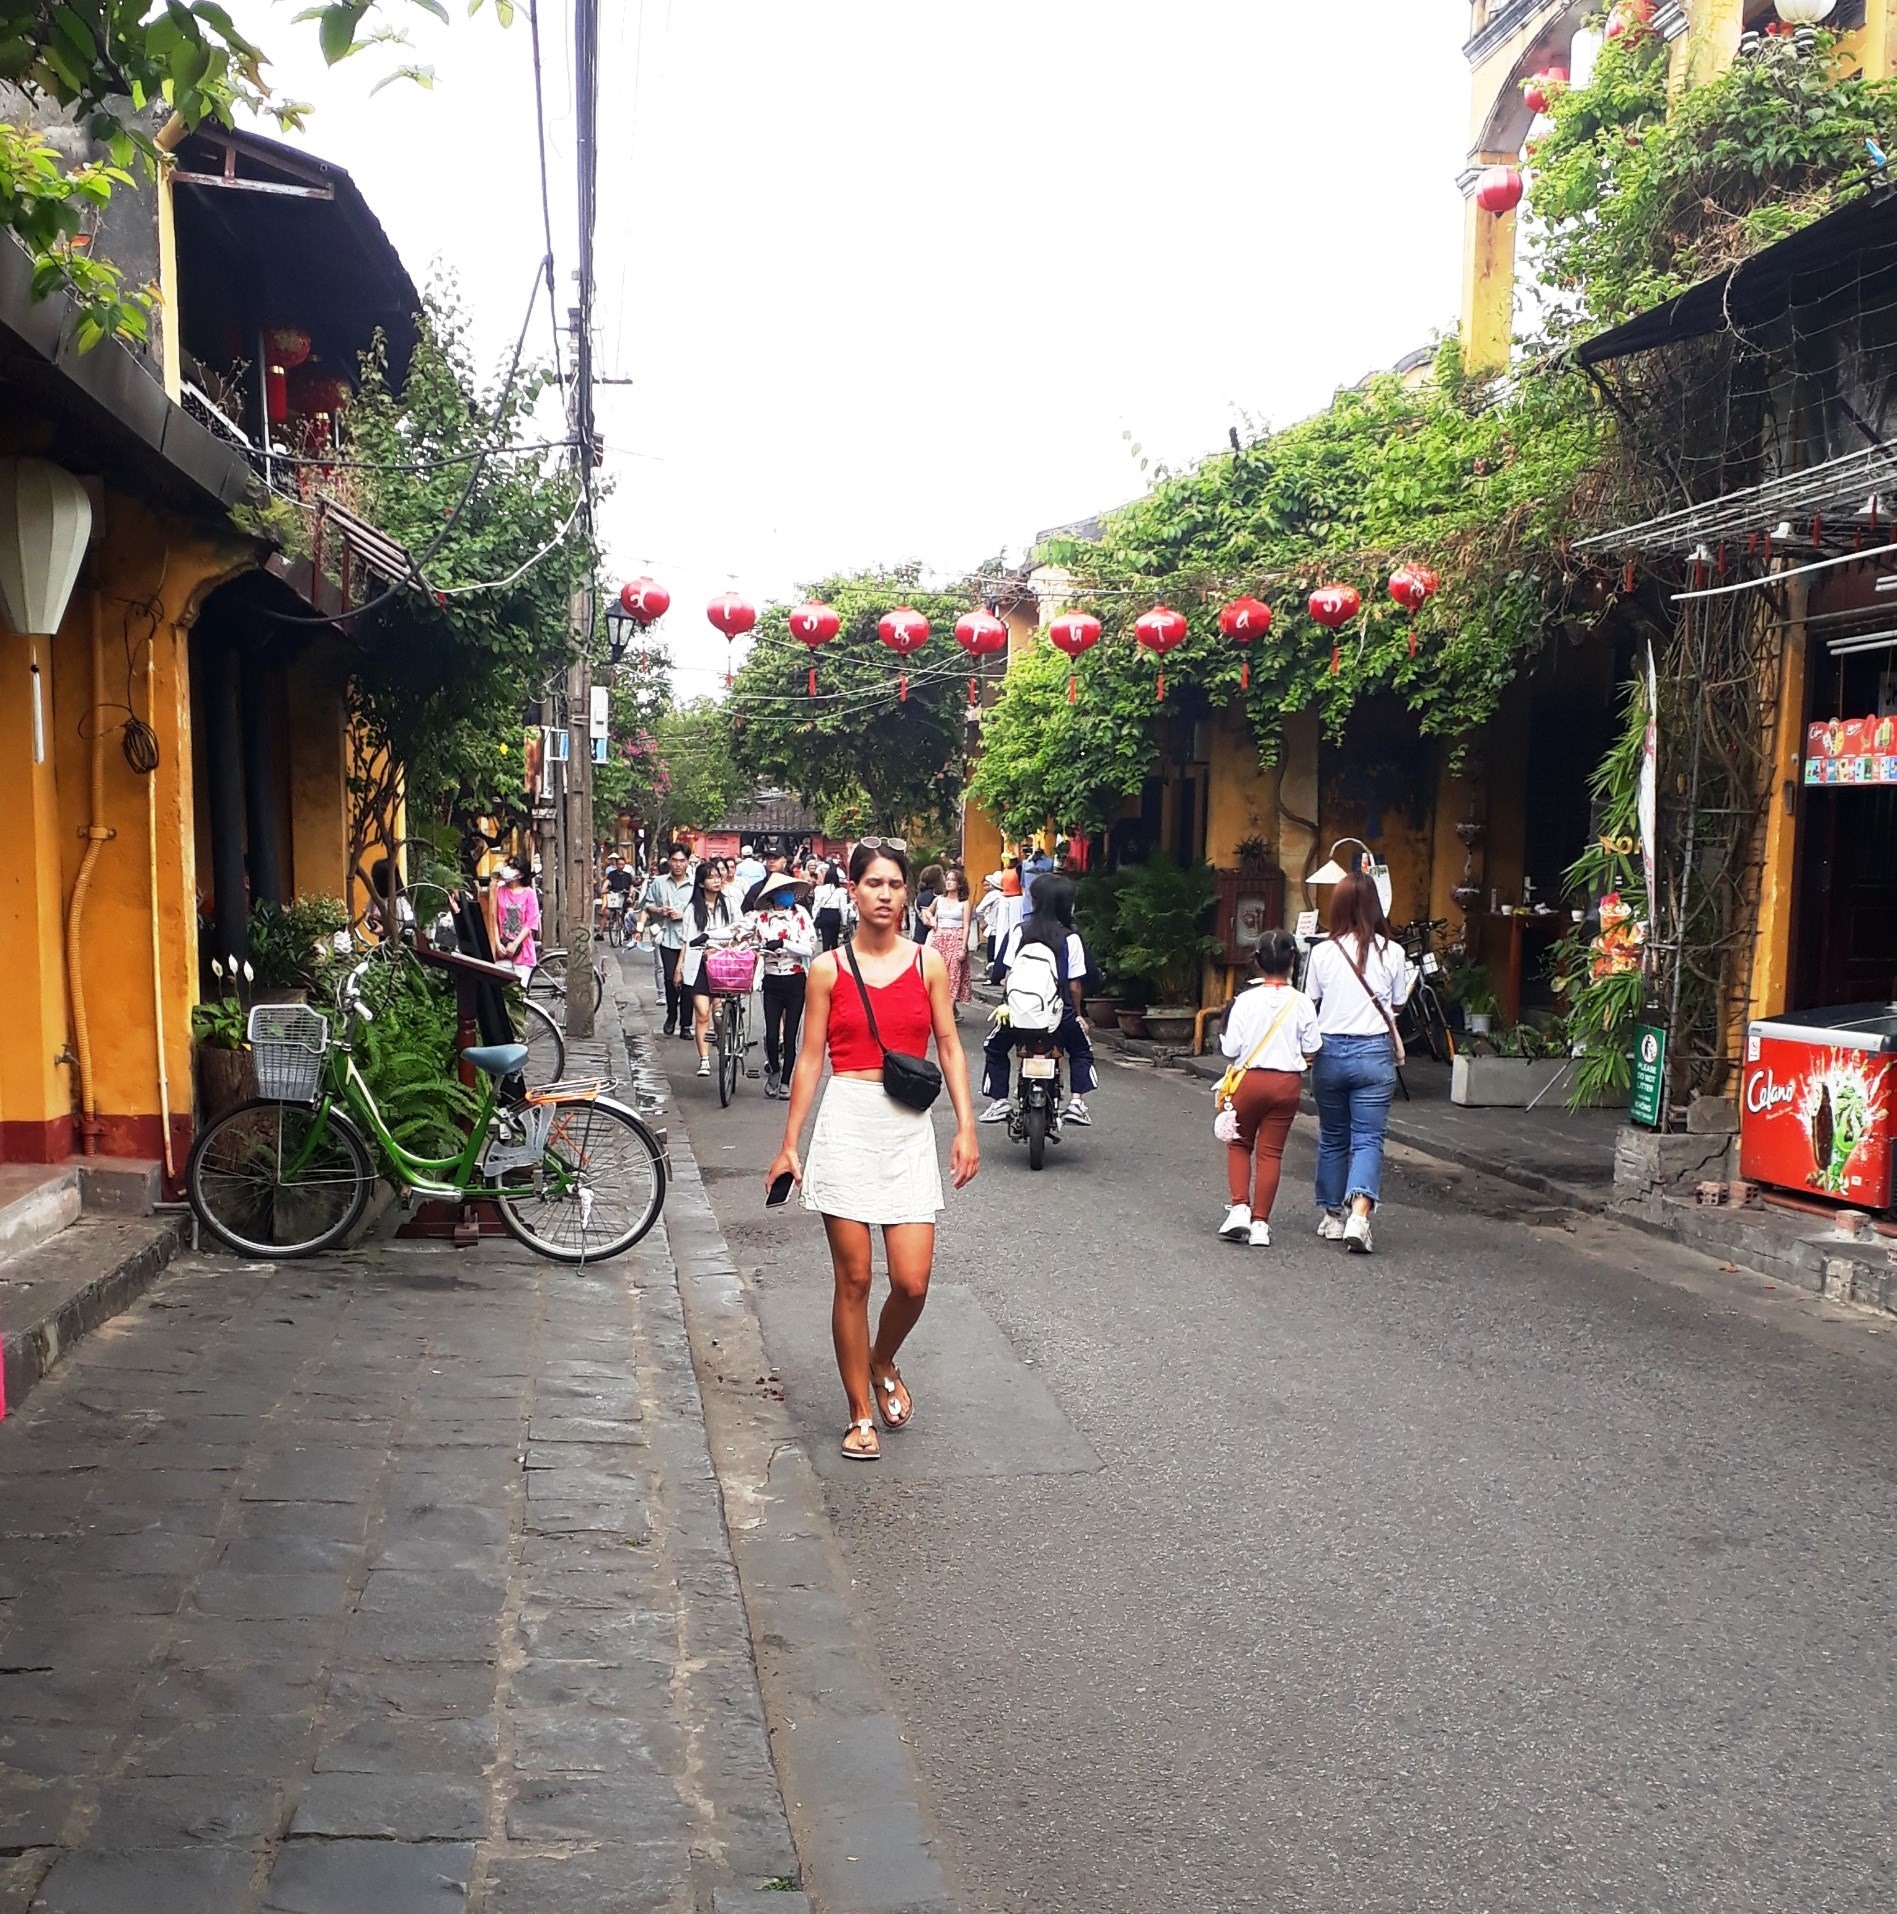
[[824, 1217, 935, 1427], [693, 993, 712, 1063], [824, 1215, 877, 1426]]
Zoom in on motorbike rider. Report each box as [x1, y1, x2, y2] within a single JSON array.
[[978, 873, 1097, 1128]]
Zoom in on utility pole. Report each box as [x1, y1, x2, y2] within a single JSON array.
[[563, 0, 602, 1044]]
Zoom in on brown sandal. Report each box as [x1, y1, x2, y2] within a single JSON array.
[[841, 1418, 881, 1461], [874, 1367, 913, 1431]]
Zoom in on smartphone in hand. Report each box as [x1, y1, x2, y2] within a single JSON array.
[[766, 1171, 794, 1208]]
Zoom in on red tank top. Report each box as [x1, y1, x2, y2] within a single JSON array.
[[828, 947, 932, 1074]]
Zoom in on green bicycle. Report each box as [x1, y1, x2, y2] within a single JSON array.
[[186, 968, 667, 1263]]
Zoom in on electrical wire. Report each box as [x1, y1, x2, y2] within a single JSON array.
[[258, 438, 579, 475], [527, 0, 567, 390]]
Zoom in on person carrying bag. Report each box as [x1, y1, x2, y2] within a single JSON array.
[[1215, 930, 1321, 1249]]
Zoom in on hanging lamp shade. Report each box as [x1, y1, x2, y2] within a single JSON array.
[[0, 458, 93, 637], [878, 606, 931, 699], [953, 610, 1009, 706], [1217, 598, 1272, 689], [1048, 610, 1102, 702], [1475, 166, 1524, 215], [1773, 0, 1835, 23], [1134, 605, 1188, 701], [619, 577, 671, 626], [789, 600, 840, 694]]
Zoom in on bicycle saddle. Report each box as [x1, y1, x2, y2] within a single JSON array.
[[463, 1043, 529, 1077]]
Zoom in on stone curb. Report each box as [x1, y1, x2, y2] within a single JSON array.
[[1, 1215, 185, 1416], [605, 964, 959, 1914]]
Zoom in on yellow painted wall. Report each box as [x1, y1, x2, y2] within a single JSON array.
[[1843, 0, 1897, 78], [1203, 708, 1279, 872], [287, 639, 352, 900], [0, 482, 247, 1167], [1273, 712, 1322, 919]]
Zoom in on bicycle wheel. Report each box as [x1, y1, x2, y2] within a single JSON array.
[[188, 1100, 374, 1259], [518, 998, 566, 1086], [493, 1096, 668, 1262], [1422, 985, 1455, 1063], [718, 999, 740, 1106]]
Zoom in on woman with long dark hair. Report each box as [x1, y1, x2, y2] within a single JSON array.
[[766, 844, 979, 1461], [676, 863, 741, 1080], [1303, 870, 1412, 1254]]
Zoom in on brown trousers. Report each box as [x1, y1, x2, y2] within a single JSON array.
[[1226, 1069, 1303, 1218]]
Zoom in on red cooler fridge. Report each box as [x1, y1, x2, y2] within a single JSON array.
[[1740, 1004, 1897, 1209]]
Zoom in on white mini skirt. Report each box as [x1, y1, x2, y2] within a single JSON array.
[[802, 1077, 944, 1225]]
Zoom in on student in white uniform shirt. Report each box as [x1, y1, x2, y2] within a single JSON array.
[[1303, 871, 1413, 1256], [1216, 929, 1323, 1249]]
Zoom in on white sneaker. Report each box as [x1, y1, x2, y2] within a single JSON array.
[[1317, 1211, 1346, 1241], [1249, 1220, 1272, 1249], [1064, 1097, 1093, 1127], [979, 1098, 1013, 1124], [1343, 1210, 1374, 1254], [696, 1058, 711, 1078], [1219, 1203, 1251, 1243]]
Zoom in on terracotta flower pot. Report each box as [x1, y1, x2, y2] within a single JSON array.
[[1084, 996, 1123, 1027], [1115, 1008, 1149, 1039]]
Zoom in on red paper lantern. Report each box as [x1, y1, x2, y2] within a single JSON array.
[[1475, 166, 1524, 215], [954, 611, 1009, 707], [1135, 605, 1188, 701], [1522, 66, 1568, 115], [1310, 584, 1361, 676], [1217, 598, 1273, 690], [265, 365, 288, 424], [789, 600, 841, 694], [1605, 0, 1653, 39], [877, 606, 931, 699], [1048, 611, 1102, 702], [619, 577, 671, 626], [286, 364, 350, 416], [266, 326, 312, 369], [707, 593, 756, 686], [1389, 565, 1439, 657]]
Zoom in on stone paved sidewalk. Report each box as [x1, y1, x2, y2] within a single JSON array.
[[0, 1097, 801, 1910]]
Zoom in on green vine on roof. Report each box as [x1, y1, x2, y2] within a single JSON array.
[[1530, 23, 1897, 333]]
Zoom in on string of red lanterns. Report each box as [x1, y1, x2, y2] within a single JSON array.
[[1134, 605, 1189, 701], [1217, 597, 1272, 690]]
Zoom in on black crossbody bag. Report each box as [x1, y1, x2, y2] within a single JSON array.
[[843, 941, 944, 1113]]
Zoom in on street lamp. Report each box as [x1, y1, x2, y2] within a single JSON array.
[[602, 599, 637, 671]]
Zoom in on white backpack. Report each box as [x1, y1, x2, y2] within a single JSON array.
[[1006, 939, 1066, 1032]]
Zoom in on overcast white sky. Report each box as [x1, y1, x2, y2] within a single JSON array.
[[247, 2, 1475, 695]]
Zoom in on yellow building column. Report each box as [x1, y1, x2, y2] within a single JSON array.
[[1459, 167, 1518, 373], [1748, 605, 1808, 1026], [1844, 0, 1897, 79], [0, 622, 77, 1162], [1671, 0, 1746, 91]]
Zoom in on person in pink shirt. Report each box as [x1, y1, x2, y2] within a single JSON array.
[[495, 859, 541, 981]]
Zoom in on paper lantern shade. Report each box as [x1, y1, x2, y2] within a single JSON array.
[[0, 457, 93, 637], [1307, 586, 1362, 630], [619, 577, 671, 626], [789, 601, 840, 694], [1773, 0, 1837, 20], [1475, 167, 1524, 215], [1218, 598, 1272, 688], [1522, 67, 1568, 115], [286, 365, 350, 416], [954, 610, 1009, 706], [1606, 0, 1654, 37], [1135, 605, 1188, 700], [706, 594, 757, 639], [1048, 611, 1102, 702], [266, 326, 312, 369], [265, 365, 289, 423], [878, 607, 931, 698]]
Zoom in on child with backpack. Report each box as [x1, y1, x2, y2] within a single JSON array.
[[978, 874, 1097, 1127]]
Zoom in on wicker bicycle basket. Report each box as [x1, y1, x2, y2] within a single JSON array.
[[247, 1004, 330, 1103]]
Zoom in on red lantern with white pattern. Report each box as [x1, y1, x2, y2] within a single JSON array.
[[1606, 0, 1654, 39], [1218, 598, 1273, 690], [707, 593, 756, 687], [1310, 584, 1362, 677], [878, 607, 931, 700], [954, 610, 1009, 708], [1475, 166, 1524, 215], [1389, 565, 1439, 657], [1048, 611, 1102, 703], [619, 577, 671, 626], [1135, 605, 1189, 701], [788, 601, 840, 695]]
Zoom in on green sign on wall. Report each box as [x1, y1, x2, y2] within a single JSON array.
[[1630, 1022, 1666, 1130]]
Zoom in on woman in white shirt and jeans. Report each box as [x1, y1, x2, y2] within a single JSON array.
[[1303, 872, 1413, 1255], [1217, 929, 1322, 1249]]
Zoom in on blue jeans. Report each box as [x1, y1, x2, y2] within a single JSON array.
[[1312, 1033, 1397, 1212]]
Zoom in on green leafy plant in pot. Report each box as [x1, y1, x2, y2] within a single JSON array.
[[192, 956, 255, 1120], [248, 896, 348, 1002], [1074, 864, 1137, 1024], [1112, 856, 1219, 1045]]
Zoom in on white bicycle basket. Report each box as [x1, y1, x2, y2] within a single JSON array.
[[247, 1004, 330, 1103]]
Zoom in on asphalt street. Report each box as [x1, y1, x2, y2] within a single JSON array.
[[632, 949, 1897, 1914]]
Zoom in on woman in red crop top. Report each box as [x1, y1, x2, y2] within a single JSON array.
[[767, 843, 979, 1461]]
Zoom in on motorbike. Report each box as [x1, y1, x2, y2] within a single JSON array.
[[1008, 1029, 1068, 1171]]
